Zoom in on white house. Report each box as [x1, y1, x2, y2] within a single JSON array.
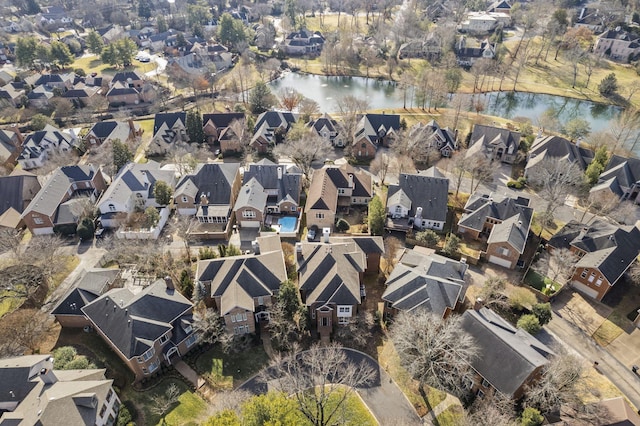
[[17, 125, 74, 170]]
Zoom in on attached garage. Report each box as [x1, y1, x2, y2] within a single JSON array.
[[240, 220, 260, 228], [571, 281, 599, 299], [488, 255, 514, 269]]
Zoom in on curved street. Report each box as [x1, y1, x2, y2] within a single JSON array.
[[239, 347, 422, 426]]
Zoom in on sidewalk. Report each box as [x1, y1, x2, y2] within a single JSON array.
[[423, 394, 462, 426]]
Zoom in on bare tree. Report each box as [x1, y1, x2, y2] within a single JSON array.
[[391, 310, 478, 398], [150, 383, 181, 417], [608, 201, 639, 226], [332, 311, 375, 351], [0, 228, 23, 259], [478, 276, 510, 310], [463, 394, 516, 426], [383, 236, 402, 273], [261, 344, 376, 426], [273, 129, 332, 180], [449, 152, 472, 199], [469, 155, 493, 192], [526, 158, 584, 223], [625, 263, 640, 287], [370, 152, 392, 185], [279, 87, 304, 111], [0, 265, 48, 308], [27, 235, 67, 279], [534, 248, 577, 285], [525, 352, 585, 414], [579, 190, 620, 222], [192, 305, 225, 344], [0, 309, 49, 355], [334, 95, 369, 154]]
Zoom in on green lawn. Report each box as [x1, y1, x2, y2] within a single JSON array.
[[524, 270, 561, 295], [195, 344, 270, 388], [72, 55, 154, 76], [436, 404, 465, 426]]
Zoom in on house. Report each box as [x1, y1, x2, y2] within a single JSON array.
[[283, 29, 325, 55], [97, 161, 176, 228], [234, 159, 303, 229], [27, 85, 54, 108], [461, 305, 554, 399], [547, 220, 640, 300], [38, 5, 73, 28], [251, 111, 297, 153], [487, 0, 511, 14], [195, 235, 287, 335], [328, 235, 384, 274], [591, 154, 640, 203], [17, 125, 74, 170], [0, 125, 24, 165], [190, 43, 234, 71], [106, 82, 152, 107], [62, 86, 100, 107], [594, 27, 640, 63], [96, 24, 123, 44], [297, 240, 366, 339], [84, 120, 143, 147], [52, 268, 122, 328], [149, 29, 178, 52], [386, 169, 449, 232], [353, 113, 401, 159], [456, 37, 497, 67], [0, 354, 121, 426], [0, 169, 41, 229], [382, 248, 467, 319], [398, 35, 442, 61], [22, 165, 107, 235], [458, 12, 511, 34], [82, 278, 197, 380], [308, 113, 345, 147], [574, 7, 606, 33], [458, 193, 533, 269], [306, 164, 373, 230], [149, 112, 188, 154], [110, 71, 145, 89], [174, 163, 241, 237], [202, 112, 244, 148], [27, 73, 75, 91], [582, 397, 640, 425], [525, 135, 593, 178], [0, 81, 25, 107], [167, 52, 213, 79], [408, 120, 457, 159], [466, 124, 520, 164]]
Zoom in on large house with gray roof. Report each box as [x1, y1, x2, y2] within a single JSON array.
[[0, 169, 40, 229], [195, 235, 287, 335], [547, 220, 640, 300], [17, 125, 75, 170], [149, 112, 188, 155], [458, 193, 533, 269], [382, 248, 467, 320], [82, 278, 196, 380], [591, 154, 640, 204], [234, 159, 302, 229], [297, 240, 367, 339], [251, 111, 296, 153], [0, 354, 121, 426], [97, 161, 175, 229], [22, 165, 107, 235], [525, 135, 593, 178], [466, 124, 520, 164], [308, 113, 345, 147], [353, 113, 400, 159], [461, 306, 554, 399], [174, 162, 241, 238], [385, 168, 449, 232], [84, 120, 143, 147]]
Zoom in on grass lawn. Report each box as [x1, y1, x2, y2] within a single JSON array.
[[592, 311, 629, 347], [320, 387, 378, 426], [436, 404, 465, 426], [195, 344, 270, 388], [72, 55, 154, 77], [530, 213, 564, 242], [51, 255, 80, 291], [524, 270, 561, 295], [578, 366, 627, 405], [0, 296, 23, 318], [377, 338, 446, 417]]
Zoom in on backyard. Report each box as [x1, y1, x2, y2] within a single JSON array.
[[194, 343, 271, 389]]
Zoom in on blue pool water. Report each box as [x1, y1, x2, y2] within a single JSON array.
[[278, 216, 297, 233]]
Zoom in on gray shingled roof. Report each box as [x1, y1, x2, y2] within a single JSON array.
[[234, 177, 268, 211], [175, 162, 239, 206], [52, 269, 121, 316], [461, 308, 554, 397], [242, 161, 302, 207], [387, 173, 449, 222]]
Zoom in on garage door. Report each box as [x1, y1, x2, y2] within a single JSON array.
[[240, 220, 260, 228], [571, 281, 599, 299], [488, 255, 513, 269]]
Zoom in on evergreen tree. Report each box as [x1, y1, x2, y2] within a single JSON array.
[[153, 180, 173, 205], [598, 73, 618, 97], [138, 0, 153, 18], [112, 139, 133, 173], [50, 41, 74, 68], [86, 30, 105, 55], [368, 196, 385, 236], [249, 81, 274, 114], [217, 13, 247, 49], [157, 15, 168, 33], [101, 43, 119, 67], [15, 37, 38, 68], [186, 110, 205, 144], [116, 38, 137, 67]]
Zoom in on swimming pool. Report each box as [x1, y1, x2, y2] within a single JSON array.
[[278, 216, 297, 233]]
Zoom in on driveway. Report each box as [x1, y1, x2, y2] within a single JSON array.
[[239, 347, 422, 425]]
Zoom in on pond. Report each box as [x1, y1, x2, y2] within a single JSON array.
[[268, 73, 620, 133]]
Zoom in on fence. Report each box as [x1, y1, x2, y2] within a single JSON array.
[[116, 207, 169, 240]]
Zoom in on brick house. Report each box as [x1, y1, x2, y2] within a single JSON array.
[[353, 113, 400, 160], [202, 112, 244, 147], [305, 164, 372, 231], [297, 241, 368, 339], [0, 169, 40, 229], [458, 193, 533, 269], [524, 135, 593, 178], [17, 125, 74, 170], [21, 165, 107, 235], [547, 220, 640, 300], [149, 112, 188, 155], [591, 154, 640, 204], [82, 278, 197, 380], [594, 28, 640, 63], [84, 120, 143, 147], [308, 113, 345, 147], [466, 124, 520, 164], [195, 235, 287, 335], [461, 306, 554, 400], [382, 248, 467, 320], [250, 111, 296, 153]]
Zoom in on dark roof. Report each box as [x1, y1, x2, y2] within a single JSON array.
[[526, 135, 593, 172], [254, 111, 296, 133], [382, 249, 466, 317], [202, 112, 244, 128], [242, 162, 302, 205], [82, 279, 192, 359], [107, 87, 138, 96], [153, 112, 187, 135], [111, 71, 144, 83], [33, 74, 64, 86], [548, 220, 640, 285], [0, 173, 38, 216], [330, 236, 385, 256], [52, 269, 121, 316], [470, 124, 520, 153], [88, 121, 118, 139], [387, 173, 449, 222], [363, 113, 400, 133], [175, 163, 239, 205], [461, 308, 554, 397], [596, 154, 640, 195]]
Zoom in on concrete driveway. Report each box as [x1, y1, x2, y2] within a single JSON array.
[[239, 347, 422, 425], [553, 290, 611, 336]]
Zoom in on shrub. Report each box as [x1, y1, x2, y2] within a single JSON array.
[[336, 218, 350, 232], [53, 346, 77, 369], [507, 179, 525, 189], [442, 234, 461, 256], [116, 403, 134, 426], [520, 407, 544, 426], [198, 247, 217, 260], [517, 314, 541, 334], [76, 217, 95, 240], [532, 302, 552, 325], [415, 229, 440, 247], [598, 73, 618, 97]]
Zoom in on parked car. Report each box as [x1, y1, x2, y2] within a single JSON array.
[[307, 225, 318, 241]]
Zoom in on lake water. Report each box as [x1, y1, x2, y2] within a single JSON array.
[[269, 73, 620, 133]]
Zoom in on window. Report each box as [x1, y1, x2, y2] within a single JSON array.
[[581, 269, 587, 278], [182, 196, 188, 203], [99, 404, 107, 418], [242, 210, 256, 218], [149, 360, 159, 373], [311, 310, 316, 319], [595, 278, 603, 287], [316, 213, 324, 219], [500, 247, 510, 257], [395, 206, 402, 214], [338, 316, 349, 325], [588, 272, 596, 283], [113, 399, 120, 414], [353, 198, 357, 203], [109, 204, 116, 212], [338, 188, 345, 195], [231, 314, 236, 323], [476, 389, 485, 398], [33, 217, 43, 225], [107, 414, 115, 426], [258, 296, 264, 305], [106, 389, 113, 402], [160, 334, 169, 344], [142, 347, 155, 361], [481, 378, 490, 388], [291, 206, 296, 211], [321, 317, 329, 327], [186, 334, 198, 347]]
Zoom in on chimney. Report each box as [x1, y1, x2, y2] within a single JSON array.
[[473, 298, 484, 311], [295, 242, 303, 259], [416, 206, 423, 219], [128, 119, 136, 132], [165, 276, 174, 290], [323, 227, 331, 243], [252, 239, 260, 254], [200, 193, 209, 206], [10, 124, 24, 145], [38, 357, 57, 385], [277, 166, 282, 180]]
